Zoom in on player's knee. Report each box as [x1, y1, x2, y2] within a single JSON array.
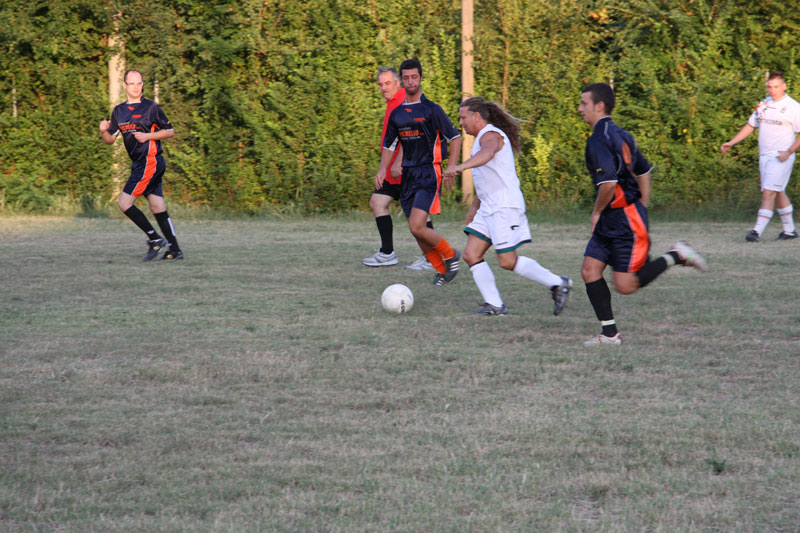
[[463, 249, 482, 266], [497, 255, 516, 270]]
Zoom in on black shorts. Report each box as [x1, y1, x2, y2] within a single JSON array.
[[123, 156, 165, 198], [400, 165, 441, 217], [373, 180, 401, 201]]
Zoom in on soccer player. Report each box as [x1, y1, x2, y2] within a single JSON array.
[[362, 67, 434, 271], [445, 97, 572, 316], [375, 59, 462, 286], [99, 69, 182, 261], [579, 83, 707, 346], [721, 71, 800, 242]]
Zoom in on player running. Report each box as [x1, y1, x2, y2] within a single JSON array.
[[375, 59, 462, 286], [721, 71, 800, 242], [578, 83, 708, 346], [445, 97, 572, 316], [362, 67, 434, 271], [99, 69, 182, 261]]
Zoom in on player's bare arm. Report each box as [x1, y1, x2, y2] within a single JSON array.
[[133, 128, 175, 144], [590, 181, 617, 234], [442, 136, 462, 191], [390, 145, 403, 178], [99, 120, 116, 145], [447, 132, 503, 181], [374, 147, 395, 189], [721, 124, 755, 154], [777, 133, 800, 162], [635, 172, 651, 208], [465, 195, 481, 224]]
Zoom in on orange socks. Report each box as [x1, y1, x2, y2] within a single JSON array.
[[433, 237, 455, 260], [425, 251, 446, 274], [425, 237, 455, 274]]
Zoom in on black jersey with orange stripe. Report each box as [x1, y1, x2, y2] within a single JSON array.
[[383, 94, 460, 168], [107, 98, 173, 162], [585, 116, 652, 209]]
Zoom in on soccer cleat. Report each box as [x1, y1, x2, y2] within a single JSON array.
[[405, 256, 435, 271], [583, 333, 623, 346], [159, 248, 184, 261], [362, 249, 398, 267], [551, 276, 573, 316], [777, 230, 798, 240], [745, 230, 760, 243], [432, 273, 447, 286], [143, 237, 168, 262], [472, 302, 508, 316], [670, 241, 708, 272], [442, 249, 461, 283]]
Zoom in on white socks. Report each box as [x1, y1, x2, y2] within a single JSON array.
[[513, 256, 562, 287], [777, 205, 795, 233], [753, 209, 773, 235], [470, 261, 503, 307]]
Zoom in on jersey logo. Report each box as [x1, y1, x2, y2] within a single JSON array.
[[405, 108, 413, 112], [133, 114, 142, 118], [128, 106, 135, 110], [510, 225, 520, 230], [414, 117, 425, 122]]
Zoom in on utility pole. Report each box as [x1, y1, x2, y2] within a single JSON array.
[[461, 0, 475, 204], [108, 10, 125, 200]]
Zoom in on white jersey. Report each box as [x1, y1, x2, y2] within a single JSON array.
[[748, 94, 800, 156], [471, 124, 525, 213]]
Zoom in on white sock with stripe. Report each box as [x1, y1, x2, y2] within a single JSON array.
[[513, 256, 562, 287], [777, 205, 795, 233], [470, 261, 503, 307], [753, 209, 773, 235]]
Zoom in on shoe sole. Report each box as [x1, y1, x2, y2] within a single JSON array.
[[362, 259, 399, 266]]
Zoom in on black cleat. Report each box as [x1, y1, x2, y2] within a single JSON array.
[[777, 230, 798, 240], [443, 249, 461, 283], [745, 230, 760, 243], [551, 276, 573, 316], [472, 302, 508, 316], [143, 237, 168, 261], [159, 248, 184, 261]]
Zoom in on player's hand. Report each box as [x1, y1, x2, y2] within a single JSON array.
[[99, 120, 110, 133], [777, 150, 792, 162], [390, 164, 402, 179], [443, 165, 459, 181], [375, 172, 385, 190], [132, 131, 150, 143], [720, 142, 733, 154], [465, 207, 477, 224]]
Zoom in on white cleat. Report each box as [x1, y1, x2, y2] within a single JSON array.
[[362, 250, 399, 267], [405, 256, 434, 271], [583, 333, 623, 347], [670, 241, 708, 272]]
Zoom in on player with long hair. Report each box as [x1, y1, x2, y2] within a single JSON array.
[[445, 97, 572, 315]]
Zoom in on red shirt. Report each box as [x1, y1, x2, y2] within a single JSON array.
[[381, 88, 406, 184]]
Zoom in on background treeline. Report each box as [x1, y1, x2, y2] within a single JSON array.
[[1, 0, 799, 214]]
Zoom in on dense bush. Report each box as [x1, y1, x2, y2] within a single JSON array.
[[1, 0, 798, 213]]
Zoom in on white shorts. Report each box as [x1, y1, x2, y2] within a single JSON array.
[[465, 207, 531, 253], [759, 153, 795, 192]]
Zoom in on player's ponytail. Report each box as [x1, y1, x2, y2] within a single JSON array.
[[461, 97, 522, 153]]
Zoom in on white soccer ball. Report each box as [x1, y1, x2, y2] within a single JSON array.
[[381, 284, 414, 314]]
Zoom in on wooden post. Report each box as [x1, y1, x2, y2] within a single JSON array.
[[108, 12, 125, 200], [461, 0, 475, 204]]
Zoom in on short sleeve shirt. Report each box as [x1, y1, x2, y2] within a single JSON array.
[[585, 117, 652, 209], [107, 98, 173, 162], [748, 95, 800, 156], [383, 94, 461, 168]]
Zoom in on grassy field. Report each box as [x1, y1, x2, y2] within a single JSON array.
[[1, 214, 799, 531]]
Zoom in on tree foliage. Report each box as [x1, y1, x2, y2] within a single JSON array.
[[1, 0, 799, 213]]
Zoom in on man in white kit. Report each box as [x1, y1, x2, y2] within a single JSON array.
[[721, 71, 800, 241], [444, 97, 572, 316]]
